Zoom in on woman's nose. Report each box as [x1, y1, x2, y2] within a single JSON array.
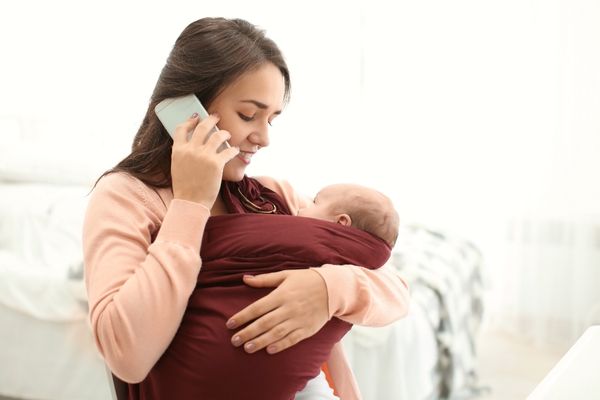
[[249, 125, 270, 148]]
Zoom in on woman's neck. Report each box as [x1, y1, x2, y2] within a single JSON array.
[[210, 195, 229, 216]]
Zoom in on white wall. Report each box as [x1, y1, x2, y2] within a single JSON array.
[[0, 0, 364, 189]]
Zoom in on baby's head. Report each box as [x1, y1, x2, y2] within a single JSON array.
[[298, 184, 400, 248]]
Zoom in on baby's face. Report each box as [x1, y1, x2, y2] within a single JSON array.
[[298, 185, 345, 222]]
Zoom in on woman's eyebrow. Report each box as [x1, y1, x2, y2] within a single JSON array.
[[240, 99, 282, 115]]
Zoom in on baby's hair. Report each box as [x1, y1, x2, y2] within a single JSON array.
[[333, 189, 399, 248]]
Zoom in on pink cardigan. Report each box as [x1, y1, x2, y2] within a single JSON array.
[[83, 172, 410, 400]]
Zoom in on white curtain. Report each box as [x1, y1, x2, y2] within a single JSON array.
[[484, 0, 600, 349], [357, 0, 600, 350], [484, 217, 600, 350]]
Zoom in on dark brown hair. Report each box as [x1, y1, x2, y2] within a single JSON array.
[[98, 17, 290, 188]]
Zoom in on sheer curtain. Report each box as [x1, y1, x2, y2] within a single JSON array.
[[485, 0, 600, 349], [494, 216, 600, 350], [357, 0, 600, 350]]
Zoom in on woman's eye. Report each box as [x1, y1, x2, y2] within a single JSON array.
[[238, 112, 254, 122]]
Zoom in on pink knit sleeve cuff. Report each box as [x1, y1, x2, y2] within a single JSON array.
[[310, 265, 359, 319], [155, 199, 211, 251]]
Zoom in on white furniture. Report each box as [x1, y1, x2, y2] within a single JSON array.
[[0, 182, 112, 400], [527, 326, 600, 399]]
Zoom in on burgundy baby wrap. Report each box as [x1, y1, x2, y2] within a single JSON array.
[[126, 177, 391, 399]]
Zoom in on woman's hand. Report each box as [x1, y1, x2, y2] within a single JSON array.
[[171, 114, 239, 208], [226, 269, 329, 354]]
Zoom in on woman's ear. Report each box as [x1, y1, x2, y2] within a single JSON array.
[[335, 214, 352, 226]]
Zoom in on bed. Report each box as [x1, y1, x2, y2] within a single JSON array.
[[0, 179, 484, 400], [0, 182, 112, 400], [343, 225, 486, 399]]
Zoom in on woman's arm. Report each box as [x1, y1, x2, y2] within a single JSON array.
[[228, 177, 410, 353], [311, 262, 409, 326], [83, 173, 210, 383], [87, 116, 237, 382], [257, 175, 409, 323]]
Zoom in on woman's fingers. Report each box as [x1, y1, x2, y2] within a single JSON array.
[[204, 129, 232, 152], [227, 269, 329, 354], [172, 113, 200, 144], [263, 329, 306, 354], [219, 145, 240, 161], [227, 289, 281, 330], [231, 309, 290, 352], [232, 309, 318, 354], [189, 114, 221, 145], [226, 272, 288, 329], [183, 114, 239, 159], [172, 113, 221, 145], [244, 326, 306, 355], [170, 112, 238, 206], [242, 271, 288, 288]]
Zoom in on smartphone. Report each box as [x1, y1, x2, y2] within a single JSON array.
[[154, 94, 230, 150]]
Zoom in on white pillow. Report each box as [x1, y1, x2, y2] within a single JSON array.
[[0, 183, 90, 275]]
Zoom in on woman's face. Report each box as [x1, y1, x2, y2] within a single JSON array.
[[208, 62, 285, 182]]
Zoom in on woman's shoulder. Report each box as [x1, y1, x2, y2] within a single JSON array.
[[93, 171, 145, 199], [253, 175, 310, 214], [254, 175, 290, 192], [95, 170, 139, 186], [92, 171, 169, 213]]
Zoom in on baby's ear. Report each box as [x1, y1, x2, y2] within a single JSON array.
[[336, 214, 352, 226]]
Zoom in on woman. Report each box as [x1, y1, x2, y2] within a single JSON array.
[[83, 17, 409, 399]]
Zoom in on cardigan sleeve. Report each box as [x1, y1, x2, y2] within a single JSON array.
[[83, 173, 210, 383]]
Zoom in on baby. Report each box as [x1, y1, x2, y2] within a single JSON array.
[[297, 183, 400, 248]]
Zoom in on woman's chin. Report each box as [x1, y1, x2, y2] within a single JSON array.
[[222, 167, 246, 182]]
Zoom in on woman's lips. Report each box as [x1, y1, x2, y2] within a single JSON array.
[[237, 151, 254, 165]]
